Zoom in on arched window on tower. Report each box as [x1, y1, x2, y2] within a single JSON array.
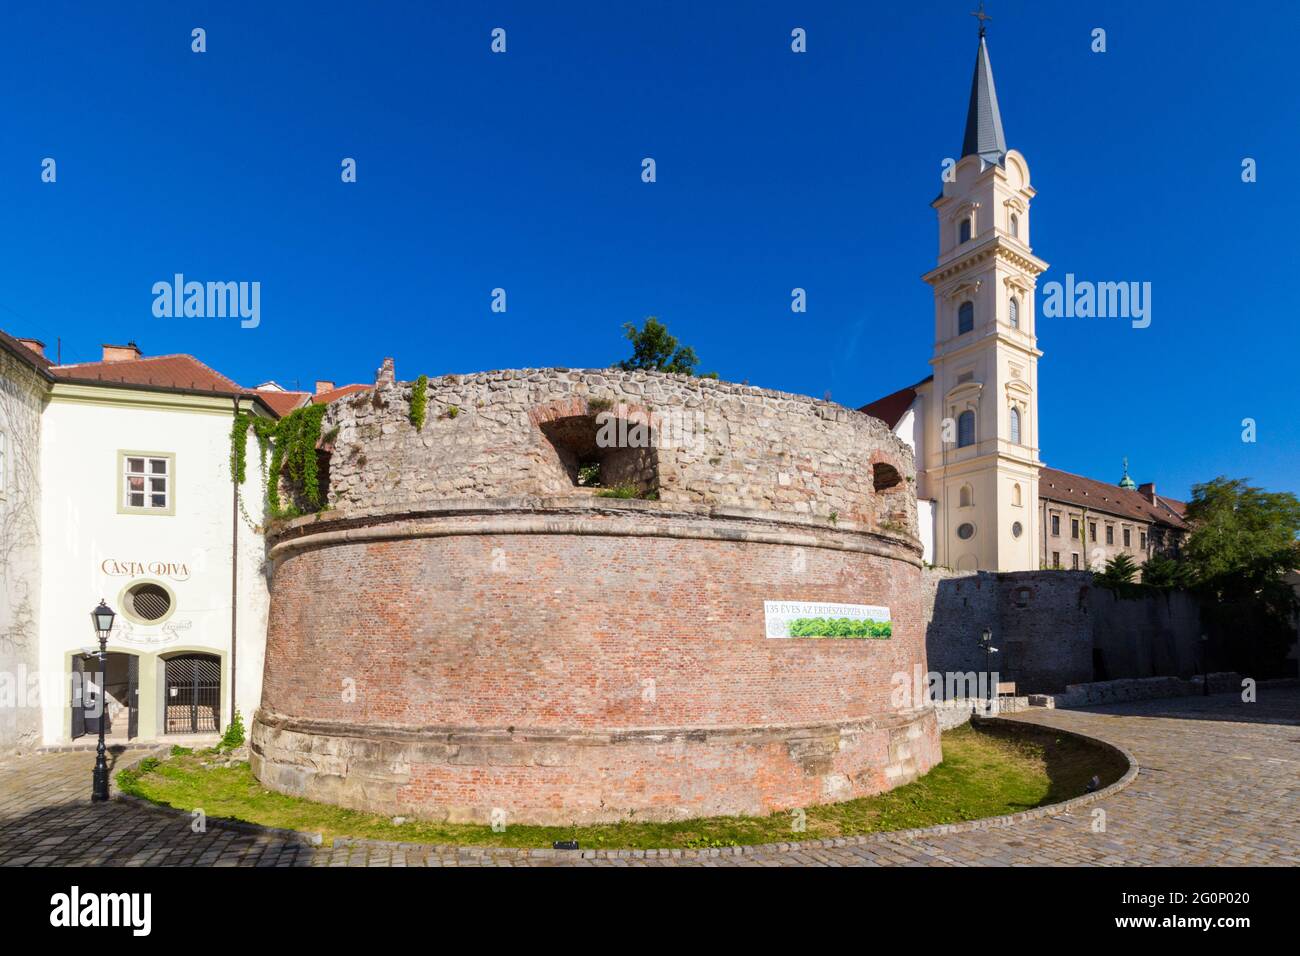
[[1009, 296, 1020, 330], [958, 301, 974, 335], [959, 484, 974, 508], [1012, 482, 1022, 507], [1009, 406, 1022, 445], [959, 217, 972, 244], [1010, 213, 1019, 238], [957, 410, 975, 448]]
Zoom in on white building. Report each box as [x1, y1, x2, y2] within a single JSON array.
[[0, 335, 284, 750]]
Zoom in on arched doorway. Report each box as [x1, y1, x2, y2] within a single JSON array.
[[162, 653, 222, 735], [72, 651, 140, 741]]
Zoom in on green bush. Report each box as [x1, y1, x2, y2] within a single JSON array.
[[596, 483, 639, 499], [218, 711, 246, 752], [788, 617, 892, 639]]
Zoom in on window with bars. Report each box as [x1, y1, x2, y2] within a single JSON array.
[[1009, 296, 1019, 329], [123, 581, 174, 624], [120, 452, 174, 514]]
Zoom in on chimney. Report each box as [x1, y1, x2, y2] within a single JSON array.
[[375, 358, 395, 386], [102, 341, 142, 363], [1137, 481, 1157, 504], [315, 380, 336, 396], [16, 337, 46, 359]]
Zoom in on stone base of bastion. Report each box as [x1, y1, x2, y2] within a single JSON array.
[[249, 708, 940, 825]]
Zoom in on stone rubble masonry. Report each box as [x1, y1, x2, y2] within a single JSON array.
[[0, 348, 44, 757], [319, 367, 919, 534], [920, 568, 1208, 694], [253, 369, 938, 824]]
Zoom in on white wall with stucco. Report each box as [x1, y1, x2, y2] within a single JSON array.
[[37, 384, 269, 745]]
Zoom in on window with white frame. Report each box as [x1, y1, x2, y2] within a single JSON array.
[[120, 452, 174, 514]]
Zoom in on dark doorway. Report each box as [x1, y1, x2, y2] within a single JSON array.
[[72, 652, 139, 741], [164, 654, 222, 734]]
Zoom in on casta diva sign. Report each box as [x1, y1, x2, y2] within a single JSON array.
[[764, 601, 892, 639], [100, 559, 191, 582]]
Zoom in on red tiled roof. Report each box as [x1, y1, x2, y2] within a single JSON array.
[[53, 353, 245, 395], [1038, 467, 1189, 530], [312, 383, 370, 405], [859, 376, 932, 428], [257, 390, 311, 417], [0, 329, 54, 375]]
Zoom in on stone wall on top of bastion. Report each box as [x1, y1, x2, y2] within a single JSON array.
[[252, 367, 936, 825], [318, 367, 917, 533]]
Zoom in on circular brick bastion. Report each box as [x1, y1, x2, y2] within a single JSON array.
[[252, 367, 941, 824]]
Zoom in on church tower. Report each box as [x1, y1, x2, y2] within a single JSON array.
[[914, 21, 1048, 571]]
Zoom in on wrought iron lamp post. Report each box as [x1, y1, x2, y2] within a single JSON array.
[[977, 626, 997, 715], [90, 600, 116, 802]]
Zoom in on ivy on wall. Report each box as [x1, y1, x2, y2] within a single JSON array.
[[230, 403, 328, 521]]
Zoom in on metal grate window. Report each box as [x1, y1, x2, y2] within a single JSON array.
[[128, 582, 171, 621], [164, 654, 221, 735]]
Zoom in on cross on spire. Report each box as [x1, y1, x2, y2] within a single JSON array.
[[971, 1, 992, 38]]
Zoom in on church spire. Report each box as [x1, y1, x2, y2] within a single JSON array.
[[961, 7, 1007, 168]]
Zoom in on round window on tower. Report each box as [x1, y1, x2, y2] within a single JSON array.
[[957, 523, 976, 541], [1012, 521, 1023, 539]]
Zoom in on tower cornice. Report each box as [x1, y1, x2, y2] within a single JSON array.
[[922, 235, 1049, 286]]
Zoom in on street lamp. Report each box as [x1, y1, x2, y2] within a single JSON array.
[[89, 599, 115, 802], [976, 626, 998, 716]]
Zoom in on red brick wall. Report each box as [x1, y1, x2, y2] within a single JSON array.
[[254, 506, 940, 823], [262, 530, 926, 729]]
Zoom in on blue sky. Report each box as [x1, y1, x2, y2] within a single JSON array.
[[3, 1, 1296, 499]]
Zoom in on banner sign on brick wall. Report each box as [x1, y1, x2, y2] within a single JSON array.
[[764, 601, 892, 639]]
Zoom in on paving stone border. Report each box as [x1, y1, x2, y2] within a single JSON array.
[[107, 716, 1137, 861]]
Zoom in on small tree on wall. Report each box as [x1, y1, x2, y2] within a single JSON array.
[[615, 318, 718, 378]]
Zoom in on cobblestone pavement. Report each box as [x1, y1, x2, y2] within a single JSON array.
[[1, 689, 1296, 867]]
